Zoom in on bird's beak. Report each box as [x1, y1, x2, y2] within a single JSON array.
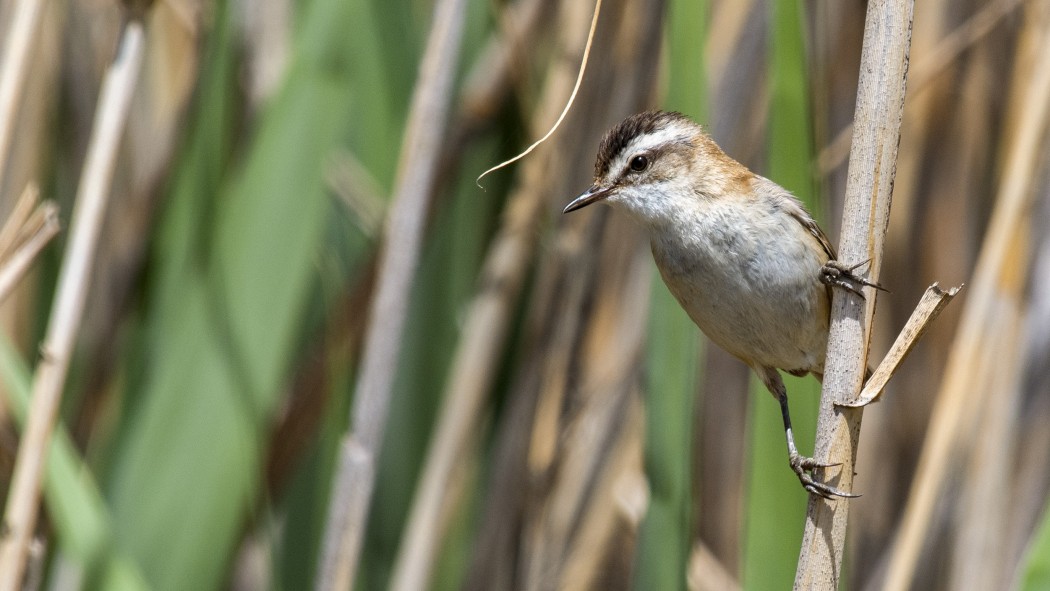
[[563, 185, 612, 214]]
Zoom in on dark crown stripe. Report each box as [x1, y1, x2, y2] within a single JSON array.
[[594, 110, 689, 178]]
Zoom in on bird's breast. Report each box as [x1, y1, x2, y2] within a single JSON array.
[[649, 200, 830, 374]]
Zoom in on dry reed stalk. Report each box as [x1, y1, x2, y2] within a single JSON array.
[[521, 231, 651, 591], [389, 81, 549, 591], [520, 217, 607, 589], [428, 0, 553, 197], [950, 320, 1023, 589], [852, 5, 1004, 584], [557, 389, 646, 590], [695, 0, 764, 572], [458, 0, 551, 123], [840, 284, 961, 408], [704, 0, 757, 93], [881, 6, 1050, 589], [460, 3, 621, 585], [0, 19, 146, 590], [314, 0, 469, 586], [688, 541, 742, 591], [0, 0, 49, 187], [793, 0, 914, 588], [880, 0, 950, 272], [0, 185, 41, 258], [0, 207, 59, 305], [269, 0, 551, 506], [1005, 206, 1050, 588], [326, 151, 386, 238], [817, 0, 1023, 175], [475, 0, 603, 186], [270, 0, 555, 583], [0, 185, 59, 306], [516, 1, 665, 587], [388, 2, 582, 585], [462, 0, 665, 583], [266, 257, 378, 495], [705, 0, 768, 166]]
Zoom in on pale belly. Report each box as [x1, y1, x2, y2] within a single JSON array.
[[651, 212, 831, 374]]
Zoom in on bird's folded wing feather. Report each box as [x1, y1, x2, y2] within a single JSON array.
[[776, 193, 837, 261]]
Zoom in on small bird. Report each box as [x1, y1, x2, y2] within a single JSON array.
[[563, 111, 881, 498]]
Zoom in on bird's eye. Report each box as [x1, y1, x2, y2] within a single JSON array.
[[629, 154, 649, 172]]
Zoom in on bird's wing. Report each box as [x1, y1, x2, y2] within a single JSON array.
[[768, 188, 839, 326], [776, 192, 837, 261]]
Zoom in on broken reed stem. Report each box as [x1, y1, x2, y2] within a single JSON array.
[[0, 19, 146, 591], [313, 0, 469, 587], [0, 184, 60, 306], [0, 185, 42, 259], [0, 200, 60, 306], [840, 283, 962, 408], [793, 1, 914, 589]]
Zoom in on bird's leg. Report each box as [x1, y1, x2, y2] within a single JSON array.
[[759, 367, 859, 499], [820, 259, 887, 299]]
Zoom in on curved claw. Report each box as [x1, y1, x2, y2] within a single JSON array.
[[790, 452, 860, 499], [800, 475, 861, 500], [820, 259, 888, 299]]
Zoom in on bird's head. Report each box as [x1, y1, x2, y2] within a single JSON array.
[[564, 111, 748, 228]]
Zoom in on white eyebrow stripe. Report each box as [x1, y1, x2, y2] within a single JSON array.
[[628, 125, 689, 154], [612, 126, 691, 174]]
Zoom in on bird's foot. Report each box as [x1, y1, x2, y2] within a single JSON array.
[[820, 259, 887, 300], [789, 452, 860, 499]]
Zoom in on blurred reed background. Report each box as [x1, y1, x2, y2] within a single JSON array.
[[0, 0, 1048, 589]]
